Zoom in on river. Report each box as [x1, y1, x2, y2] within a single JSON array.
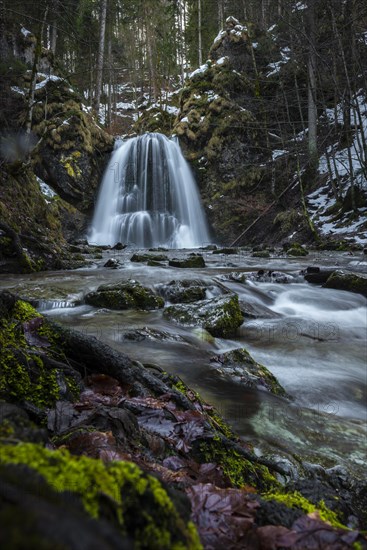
[[1, 247, 366, 477]]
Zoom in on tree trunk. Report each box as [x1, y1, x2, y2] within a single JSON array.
[[307, 0, 318, 166], [25, 6, 48, 155], [198, 0, 202, 65], [94, 0, 108, 118]]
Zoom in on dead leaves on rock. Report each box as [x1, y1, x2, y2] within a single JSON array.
[[186, 483, 365, 550]]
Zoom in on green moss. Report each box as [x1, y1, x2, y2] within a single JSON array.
[[198, 438, 279, 491], [286, 243, 309, 257], [0, 443, 202, 549], [264, 490, 347, 529], [0, 419, 15, 438], [0, 303, 69, 409], [11, 300, 41, 322], [0, 236, 13, 256], [86, 281, 164, 310]]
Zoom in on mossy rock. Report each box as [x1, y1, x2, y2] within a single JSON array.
[[262, 490, 347, 530], [168, 255, 206, 268], [210, 348, 288, 396], [286, 244, 309, 257], [158, 280, 207, 304], [323, 270, 367, 298], [252, 250, 270, 258], [131, 253, 168, 263], [212, 248, 239, 255], [0, 442, 201, 550], [0, 299, 81, 409], [163, 294, 244, 338], [85, 280, 164, 310]]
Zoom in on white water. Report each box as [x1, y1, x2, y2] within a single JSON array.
[[89, 133, 211, 248]]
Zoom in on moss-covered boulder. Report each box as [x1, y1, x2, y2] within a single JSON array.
[[169, 254, 206, 268], [0, 166, 87, 272], [158, 279, 207, 304], [286, 243, 309, 257], [0, 443, 201, 550], [209, 348, 288, 396], [27, 76, 113, 211], [131, 253, 169, 263], [323, 270, 367, 297], [163, 294, 244, 337], [0, 296, 82, 409], [85, 280, 164, 310]]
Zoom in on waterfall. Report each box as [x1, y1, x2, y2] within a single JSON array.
[[88, 133, 211, 248]]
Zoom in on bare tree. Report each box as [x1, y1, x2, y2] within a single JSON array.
[[94, 0, 107, 117]]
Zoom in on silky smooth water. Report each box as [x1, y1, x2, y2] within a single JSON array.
[[89, 133, 211, 248], [1, 250, 366, 475]]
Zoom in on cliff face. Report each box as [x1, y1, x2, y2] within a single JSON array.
[[0, 26, 113, 272], [170, 18, 303, 245], [170, 16, 367, 247]]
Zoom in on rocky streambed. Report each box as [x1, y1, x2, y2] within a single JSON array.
[[0, 247, 366, 548]]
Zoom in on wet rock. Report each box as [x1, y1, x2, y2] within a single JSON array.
[[239, 301, 280, 319], [323, 270, 367, 297], [169, 254, 206, 268], [209, 348, 288, 396], [157, 279, 208, 303], [286, 243, 309, 257], [303, 267, 334, 284], [252, 250, 270, 258], [120, 327, 186, 343], [147, 260, 165, 267], [246, 270, 295, 283], [131, 253, 168, 263], [212, 248, 239, 255], [85, 280, 164, 310], [112, 242, 126, 250], [103, 258, 122, 269], [163, 294, 244, 337]]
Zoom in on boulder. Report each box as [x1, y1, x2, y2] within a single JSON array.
[[157, 279, 207, 303], [104, 258, 122, 269], [169, 254, 206, 268], [286, 244, 309, 257], [163, 294, 244, 337], [209, 348, 288, 396], [85, 280, 164, 310], [323, 270, 367, 297], [131, 253, 168, 263]]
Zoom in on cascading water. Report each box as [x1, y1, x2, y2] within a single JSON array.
[[88, 133, 211, 248]]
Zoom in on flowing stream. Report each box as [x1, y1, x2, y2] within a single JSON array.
[[1, 249, 366, 477], [89, 133, 211, 248]]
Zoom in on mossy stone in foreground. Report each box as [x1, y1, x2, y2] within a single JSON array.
[[0, 300, 80, 408], [0, 443, 202, 550], [324, 270, 367, 298], [85, 280, 165, 310], [163, 294, 244, 337]]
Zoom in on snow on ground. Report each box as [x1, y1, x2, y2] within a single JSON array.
[[189, 63, 210, 79], [35, 74, 62, 89], [307, 92, 367, 244], [266, 48, 291, 77], [36, 176, 57, 203], [272, 149, 288, 160]]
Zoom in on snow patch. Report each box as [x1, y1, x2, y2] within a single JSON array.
[[36, 176, 57, 200], [189, 63, 210, 78], [21, 27, 32, 37]]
